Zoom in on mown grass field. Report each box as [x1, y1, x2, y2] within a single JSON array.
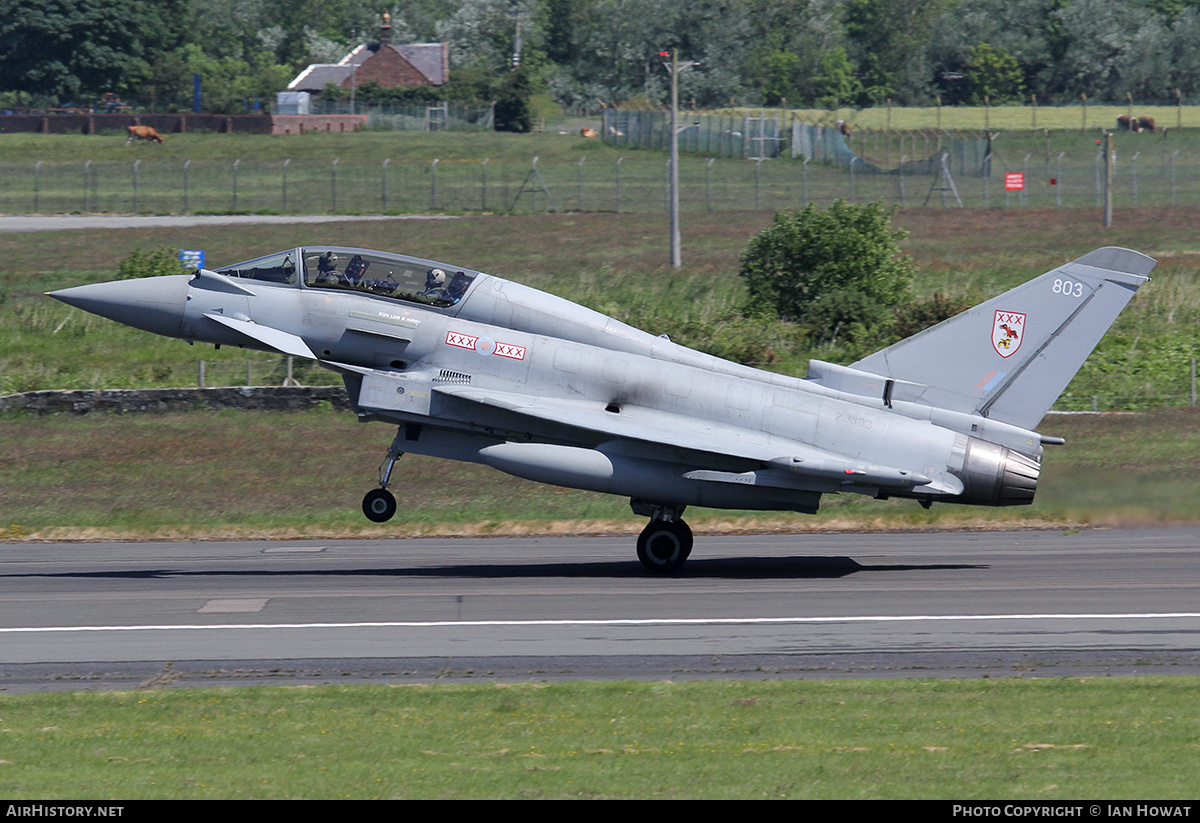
[[2, 678, 1199, 799]]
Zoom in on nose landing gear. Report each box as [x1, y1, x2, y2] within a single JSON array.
[[362, 443, 403, 523]]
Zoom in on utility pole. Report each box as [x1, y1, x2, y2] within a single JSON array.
[[1103, 130, 1114, 227], [511, 6, 525, 68], [662, 49, 697, 269]]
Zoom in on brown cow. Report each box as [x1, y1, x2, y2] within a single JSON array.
[[1117, 115, 1133, 131], [125, 125, 164, 145], [836, 119, 851, 136], [1138, 116, 1156, 133]]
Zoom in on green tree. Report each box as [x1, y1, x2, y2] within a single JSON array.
[[963, 42, 1025, 104], [739, 201, 913, 336], [757, 50, 803, 106], [811, 47, 863, 108], [0, 0, 187, 101]]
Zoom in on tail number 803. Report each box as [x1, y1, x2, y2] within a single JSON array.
[[1052, 278, 1085, 298]]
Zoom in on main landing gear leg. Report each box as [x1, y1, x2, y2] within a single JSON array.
[[631, 500, 692, 574], [362, 440, 403, 523]]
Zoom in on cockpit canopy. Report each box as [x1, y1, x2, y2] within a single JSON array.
[[213, 247, 481, 309]]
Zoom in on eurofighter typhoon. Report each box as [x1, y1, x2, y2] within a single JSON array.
[[49, 245, 1153, 572]]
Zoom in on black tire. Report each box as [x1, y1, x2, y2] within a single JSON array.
[[636, 519, 693, 574], [362, 488, 397, 523]]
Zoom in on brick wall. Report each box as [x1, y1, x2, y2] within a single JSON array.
[[271, 115, 369, 135]]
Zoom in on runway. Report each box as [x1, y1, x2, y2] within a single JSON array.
[[2, 527, 1199, 691]]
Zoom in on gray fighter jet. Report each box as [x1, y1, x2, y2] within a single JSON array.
[[49, 245, 1153, 572]]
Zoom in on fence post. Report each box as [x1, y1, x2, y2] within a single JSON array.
[[746, 158, 759, 208], [133, 159, 140, 213], [578, 156, 585, 210], [382, 158, 390, 211], [33, 160, 41, 212], [1171, 151, 1179, 205], [1131, 152, 1140, 207], [430, 158, 438, 209], [706, 158, 714, 211], [183, 160, 191, 212], [331, 158, 338, 212], [83, 160, 91, 212], [616, 157, 623, 213], [284, 356, 300, 387], [282, 158, 290, 211], [198, 361, 206, 388], [802, 157, 809, 207], [1021, 153, 1030, 206], [899, 155, 906, 206], [233, 158, 241, 211], [481, 157, 488, 211], [1056, 152, 1064, 207], [983, 151, 990, 206]]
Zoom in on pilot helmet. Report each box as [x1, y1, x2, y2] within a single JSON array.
[[426, 268, 447, 288], [319, 251, 338, 271]]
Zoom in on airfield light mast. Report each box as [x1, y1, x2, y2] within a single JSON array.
[[662, 49, 697, 269]]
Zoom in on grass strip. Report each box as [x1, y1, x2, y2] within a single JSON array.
[[0, 677, 1197, 799], [1, 407, 1198, 541]]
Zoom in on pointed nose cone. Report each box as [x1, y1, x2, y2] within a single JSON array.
[[49, 275, 191, 339]]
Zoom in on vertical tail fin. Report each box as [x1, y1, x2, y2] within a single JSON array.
[[852, 247, 1155, 429]]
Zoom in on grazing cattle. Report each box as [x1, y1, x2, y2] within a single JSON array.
[[1138, 116, 1156, 133], [836, 119, 851, 136], [125, 125, 164, 145], [1117, 115, 1133, 131], [580, 127, 596, 138]]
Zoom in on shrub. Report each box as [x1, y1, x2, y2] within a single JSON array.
[[738, 201, 914, 335], [115, 247, 186, 280], [892, 291, 974, 339]]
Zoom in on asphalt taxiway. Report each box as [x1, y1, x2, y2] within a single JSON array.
[[2, 528, 1199, 691]]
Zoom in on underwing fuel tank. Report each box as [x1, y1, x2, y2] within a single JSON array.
[[479, 442, 822, 513]]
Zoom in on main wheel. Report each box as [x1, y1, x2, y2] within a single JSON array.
[[636, 519, 693, 574], [362, 488, 397, 523]]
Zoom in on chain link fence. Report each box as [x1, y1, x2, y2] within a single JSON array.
[[8, 145, 1200, 215]]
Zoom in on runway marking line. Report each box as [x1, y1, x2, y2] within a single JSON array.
[[3, 613, 1200, 633]]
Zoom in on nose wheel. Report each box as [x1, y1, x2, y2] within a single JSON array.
[[363, 488, 397, 522], [636, 518, 693, 574]]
